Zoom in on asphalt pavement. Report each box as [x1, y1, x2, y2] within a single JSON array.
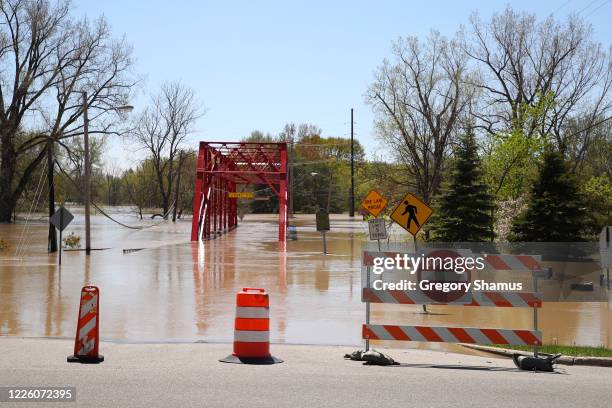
[[0, 338, 610, 408]]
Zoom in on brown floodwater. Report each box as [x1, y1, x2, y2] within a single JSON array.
[[0, 209, 610, 353]]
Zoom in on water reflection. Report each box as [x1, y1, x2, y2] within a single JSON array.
[[0, 213, 609, 350]]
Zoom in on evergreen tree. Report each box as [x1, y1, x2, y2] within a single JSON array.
[[429, 130, 494, 241], [509, 147, 587, 242]]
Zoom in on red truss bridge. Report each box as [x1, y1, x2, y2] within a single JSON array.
[[190, 141, 289, 241]]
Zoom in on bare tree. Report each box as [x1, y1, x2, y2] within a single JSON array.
[[0, 0, 135, 222], [464, 7, 612, 156], [48, 15, 135, 156], [132, 82, 201, 216], [0, 0, 70, 222], [366, 32, 473, 205]]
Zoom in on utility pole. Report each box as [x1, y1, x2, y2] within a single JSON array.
[[83, 91, 91, 255], [172, 150, 184, 222], [349, 108, 355, 217], [288, 139, 294, 218], [80, 92, 132, 254], [47, 140, 57, 253]]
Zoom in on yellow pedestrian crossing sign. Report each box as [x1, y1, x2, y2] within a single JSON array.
[[390, 192, 433, 236]]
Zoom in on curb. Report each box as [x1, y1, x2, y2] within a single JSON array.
[[459, 344, 612, 367]]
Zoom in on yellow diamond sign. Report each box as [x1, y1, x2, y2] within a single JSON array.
[[360, 190, 388, 217], [390, 192, 433, 236]]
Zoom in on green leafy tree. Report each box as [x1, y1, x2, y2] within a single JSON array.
[[242, 126, 364, 214], [509, 147, 587, 242], [429, 130, 494, 241], [121, 161, 159, 219], [483, 93, 552, 200], [580, 175, 612, 237]]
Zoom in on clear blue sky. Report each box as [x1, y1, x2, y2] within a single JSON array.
[[72, 0, 612, 168]]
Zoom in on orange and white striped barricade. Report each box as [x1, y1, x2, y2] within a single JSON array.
[[361, 249, 545, 355], [363, 324, 542, 346], [362, 288, 542, 308], [67, 286, 104, 363], [220, 288, 282, 364], [481, 254, 542, 271]]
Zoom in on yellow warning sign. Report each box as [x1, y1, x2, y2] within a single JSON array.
[[228, 191, 255, 199], [389, 192, 433, 236], [360, 190, 388, 217]]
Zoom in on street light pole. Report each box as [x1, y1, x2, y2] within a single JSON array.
[[82, 91, 91, 255], [349, 108, 355, 217]]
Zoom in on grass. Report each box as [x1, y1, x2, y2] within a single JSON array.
[[493, 344, 612, 358]]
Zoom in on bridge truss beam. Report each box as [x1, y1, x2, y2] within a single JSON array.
[[190, 141, 288, 241]]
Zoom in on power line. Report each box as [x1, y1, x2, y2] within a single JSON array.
[[552, 0, 573, 14], [54, 159, 173, 230], [577, 0, 600, 14], [13, 159, 48, 259], [584, 0, 611, 17]]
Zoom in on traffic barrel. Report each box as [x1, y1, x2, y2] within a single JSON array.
[[67, 286, 104, 364], [220, 288, 283, 364]]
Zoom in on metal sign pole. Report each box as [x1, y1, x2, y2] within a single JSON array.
[[366, 265, 371, 352], [322, 231, 327, 255], [59, 210, 63, 266], [414, 235, 427, 313], [533, 274, 539, 357]]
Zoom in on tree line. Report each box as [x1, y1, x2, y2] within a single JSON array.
[[240, 124, 365, 215], [365, 6, 611, 241], [1, 2, 609, 244], [0, 1, 201, 236]]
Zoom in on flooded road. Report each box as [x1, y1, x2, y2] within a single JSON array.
[[0, 210, 610, 351]]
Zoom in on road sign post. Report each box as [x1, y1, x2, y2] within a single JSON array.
[[316, 210, 330, 255], [49, 206, 74, 266], [601, 226, 611, 289], [365, 264, 371, 351], [533, 274, 539, 357], [322, 231, 327, 255]]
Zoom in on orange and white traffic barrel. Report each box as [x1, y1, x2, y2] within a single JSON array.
[[67, 285, 104, 363], [220, 288, 282, 364]]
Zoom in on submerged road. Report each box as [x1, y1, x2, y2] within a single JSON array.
[[0, 338, 610, 408], [1, 213, 610, 349]]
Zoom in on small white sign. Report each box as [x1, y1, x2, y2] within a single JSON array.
[[368, 218, 387, 241], [600, 226, 612, 268]]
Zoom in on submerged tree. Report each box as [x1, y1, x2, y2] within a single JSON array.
[[429, 130, 494, 241], [132, 82, 201, 216], [509, 147, 587, 242], [0, 0, 135, 222]]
